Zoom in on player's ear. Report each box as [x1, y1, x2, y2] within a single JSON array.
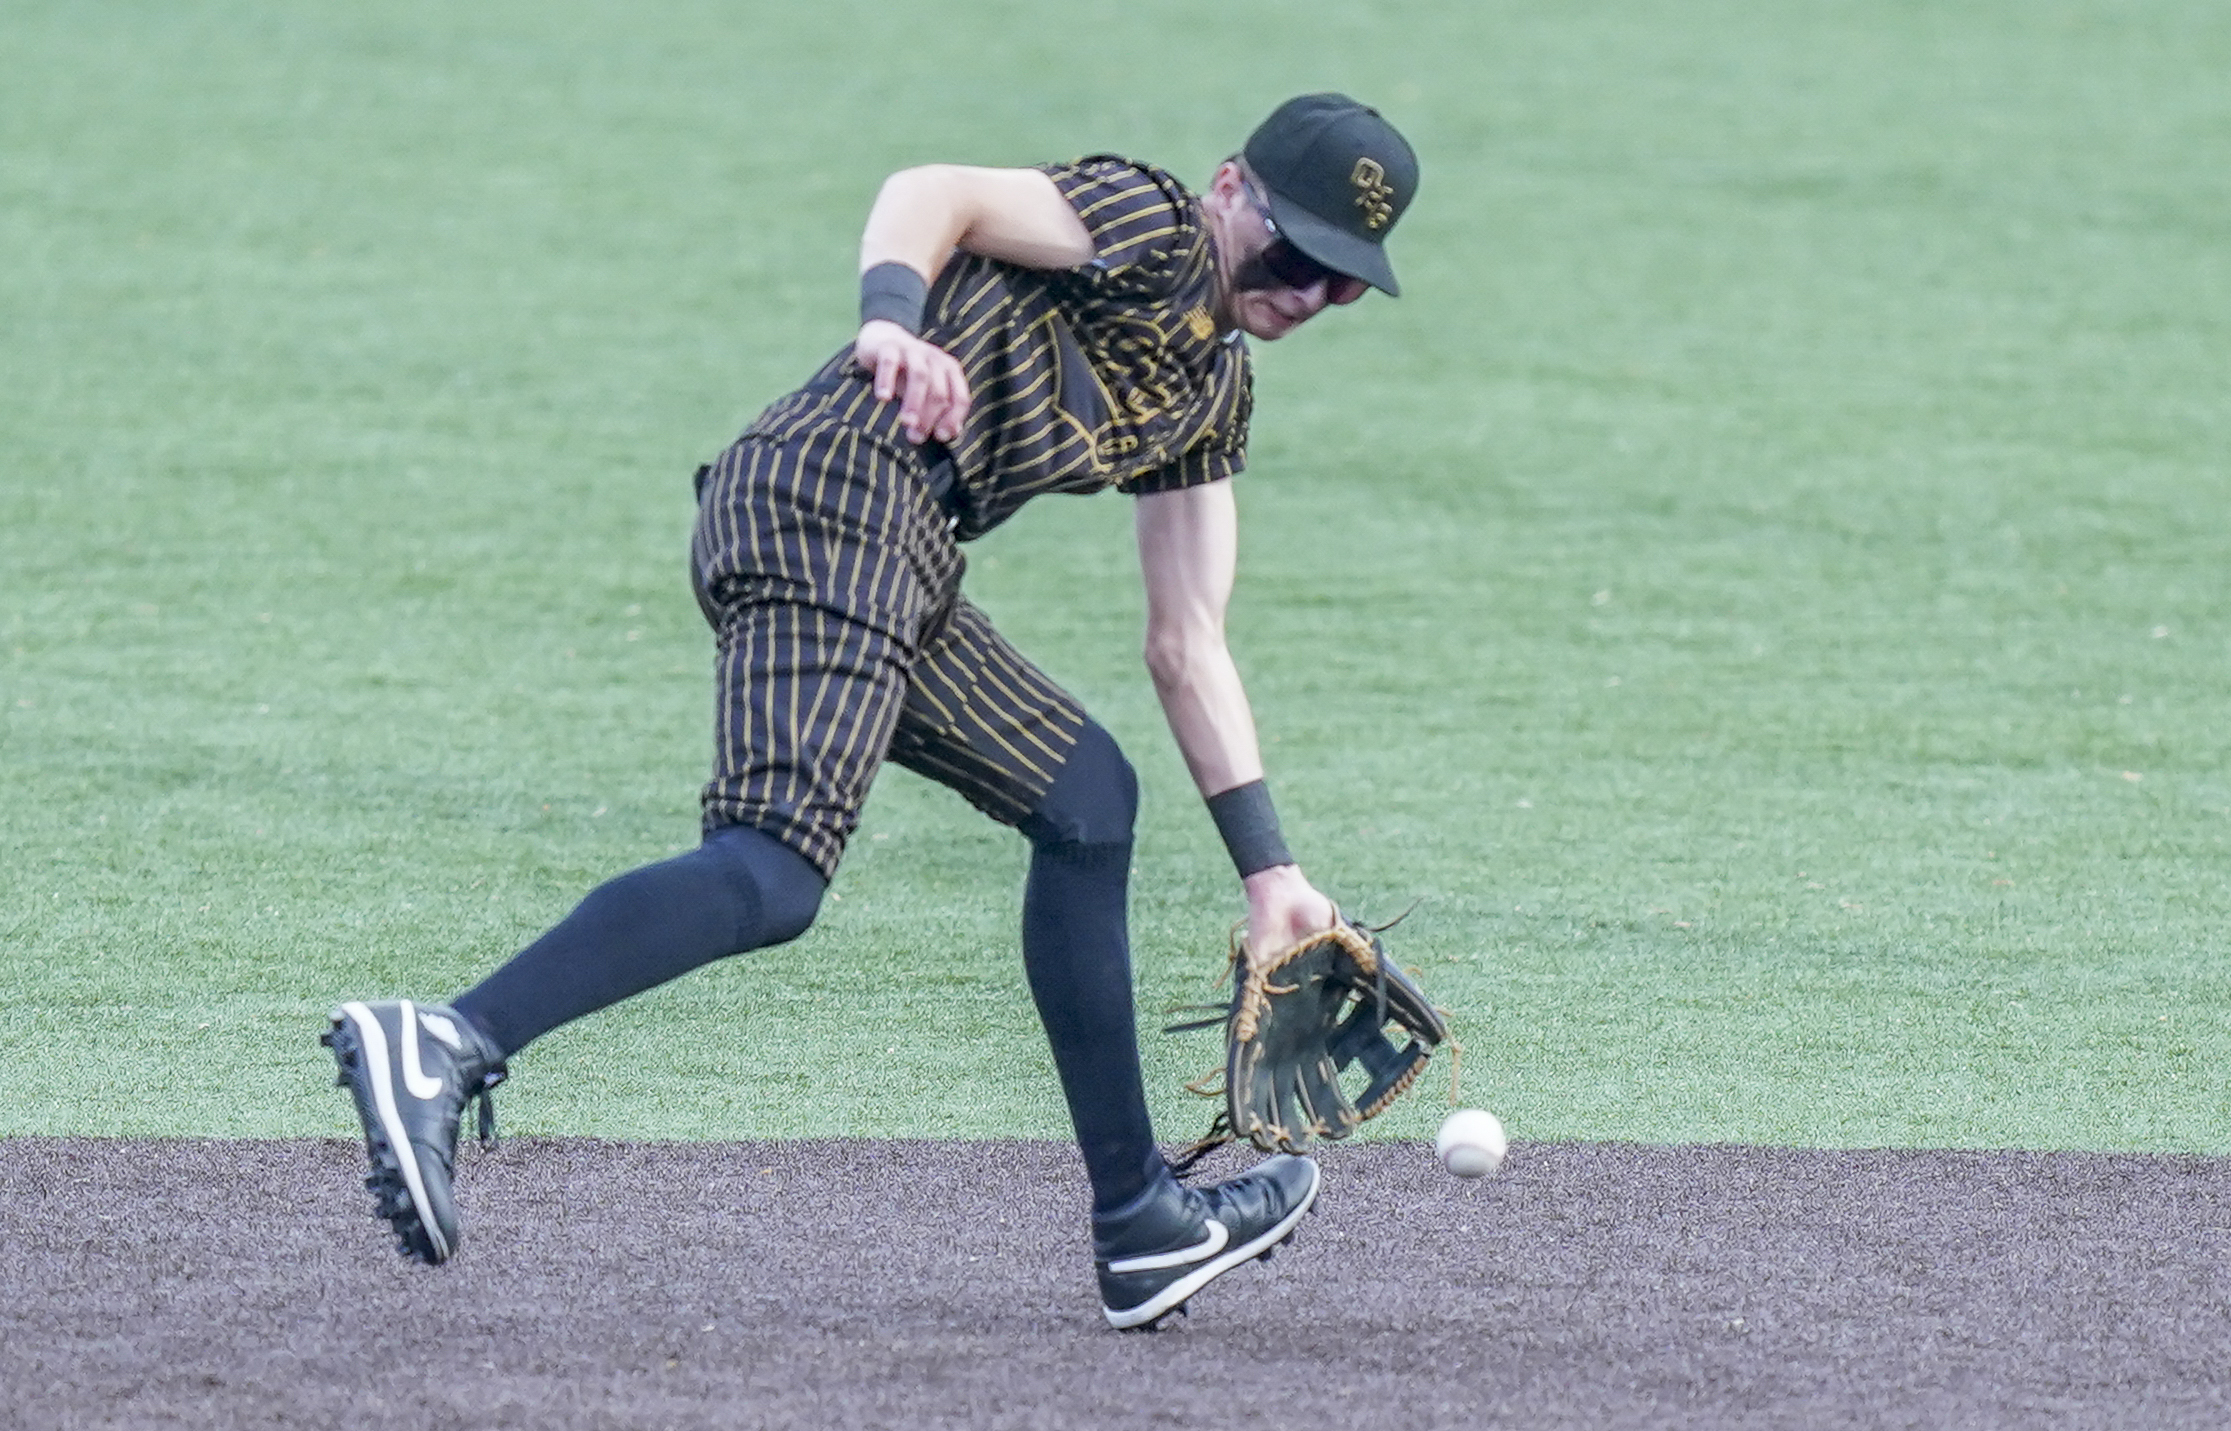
[[1203, 160, 1248, 225]]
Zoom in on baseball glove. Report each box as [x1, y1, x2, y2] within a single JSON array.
[[1169, 915, 1451, 1166]]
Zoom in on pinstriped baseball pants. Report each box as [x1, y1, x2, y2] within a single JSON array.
[[691, 425, 1085, 879]]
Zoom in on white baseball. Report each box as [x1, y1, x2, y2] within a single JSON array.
[[1435, 1108, 1507, 1179]]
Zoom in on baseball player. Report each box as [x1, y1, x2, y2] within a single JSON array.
[[324, 93, 1419, 1330]]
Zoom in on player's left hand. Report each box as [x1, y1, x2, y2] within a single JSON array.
[[1241, 864, 1336, 969], [855, 319, 971, 445]]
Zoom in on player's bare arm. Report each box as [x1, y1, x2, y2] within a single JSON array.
[[1134, 481, 1337, 961], [855, 165, 1094, 443]]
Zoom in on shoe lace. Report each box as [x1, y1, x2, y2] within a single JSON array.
[[1165, 1112, 1233, 1181], [473, 1065, 507, 1147]]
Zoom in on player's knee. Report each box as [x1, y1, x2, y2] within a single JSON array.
[[703, 822, 827, 946], [751, 865, 824, 947], [1020, 720, 1137, 850]]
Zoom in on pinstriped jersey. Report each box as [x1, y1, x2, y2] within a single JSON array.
[[742, 156, 1252, 542]]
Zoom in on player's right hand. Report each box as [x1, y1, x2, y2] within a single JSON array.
[[1241, 864, 1338, 971], [856, 320, 971, 446]]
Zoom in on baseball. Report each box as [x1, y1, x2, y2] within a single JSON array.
[[1435, 1108, 1507, 1179]]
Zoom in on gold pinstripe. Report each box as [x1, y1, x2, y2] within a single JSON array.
[[694, 431, 1082, 876], [688, 155, 1244, 874], [741, 157, 1251, 541]]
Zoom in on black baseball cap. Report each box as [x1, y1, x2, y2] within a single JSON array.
[[1242, 93, 1419, 297]]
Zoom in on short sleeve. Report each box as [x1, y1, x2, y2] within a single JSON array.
[[1117, 334, 1254, 496], [1040, 156, 1200, 301]]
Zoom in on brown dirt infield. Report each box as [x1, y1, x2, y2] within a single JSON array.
[[4, 1136, 2229, 1429]]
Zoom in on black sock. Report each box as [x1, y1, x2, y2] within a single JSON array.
[[1022, 837, 1164, 1214], [1017, 722, 1165, 1216], [450, 823, 825, 1059]]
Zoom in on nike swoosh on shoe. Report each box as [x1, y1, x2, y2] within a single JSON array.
[[399, 1000, 443, 1101], [1106, 1218, 1229, 1274]]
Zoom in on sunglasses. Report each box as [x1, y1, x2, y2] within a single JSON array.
[[1241, 178, 1369, 306]]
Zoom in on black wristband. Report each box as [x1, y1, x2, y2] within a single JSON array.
[[1205, 779, 1295, 879], [859, 261, 929, 335]]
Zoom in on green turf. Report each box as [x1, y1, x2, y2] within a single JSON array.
[[4, 1, 2226, 1151]]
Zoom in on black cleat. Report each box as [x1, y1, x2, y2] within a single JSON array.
[[323, 999, 505, 1265], [1094, 1154, 1319, 1330]]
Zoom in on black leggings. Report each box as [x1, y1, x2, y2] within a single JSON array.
[[449, 718, 1162, 1212], [451, 821, 825, 1058]]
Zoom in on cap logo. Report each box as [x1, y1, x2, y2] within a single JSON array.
[[1350, 158, 1395, 231]]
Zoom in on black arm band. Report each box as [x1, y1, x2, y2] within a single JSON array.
[[1206, 779, 1295, 879], [859, 261, 929, 335]]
